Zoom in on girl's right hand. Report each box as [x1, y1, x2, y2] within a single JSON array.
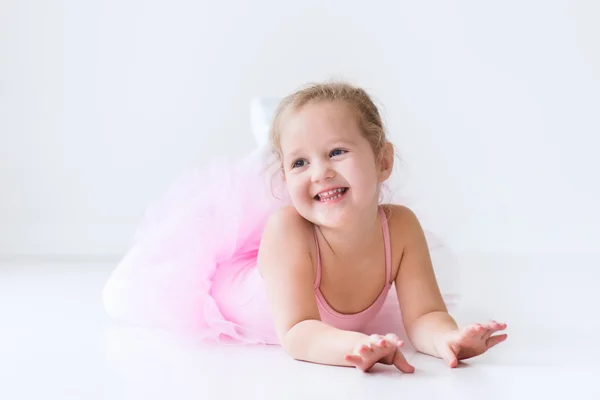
[[344, 334, 415, 373]]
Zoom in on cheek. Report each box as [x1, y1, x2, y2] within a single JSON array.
[[345, 161, 378, 191], [285, 175, 310, 200]]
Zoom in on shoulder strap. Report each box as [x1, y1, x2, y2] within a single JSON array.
[[379, 206, 392, 284], [313, 227, 322, 289]]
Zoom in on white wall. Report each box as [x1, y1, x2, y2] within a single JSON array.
[[1, 0, 598, 258]]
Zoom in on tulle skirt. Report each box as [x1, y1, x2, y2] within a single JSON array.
[[102, 147, 459, 345]]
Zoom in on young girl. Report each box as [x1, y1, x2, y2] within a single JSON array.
[[103, 82, 507, 373]]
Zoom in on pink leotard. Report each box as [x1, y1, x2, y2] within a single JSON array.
[[313, 206, 393, 331]]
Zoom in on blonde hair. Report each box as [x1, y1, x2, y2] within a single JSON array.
[[269, 81, 390, 167]]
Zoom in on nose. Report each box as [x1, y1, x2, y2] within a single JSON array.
[[311, 159, 335, 183]]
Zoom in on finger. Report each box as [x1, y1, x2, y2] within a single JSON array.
[[383, 333, 404, 348], [482, 321, 507, 340], [368, 334, 383, 343], [358, 344, 373, 355], [367, 334, 388, 348], [392, 349, 415, 373], [437, 343, 459, 368], [486, 333, 508, 349], [344, 354, 363, 366], [376, 337, 390, 348], [488, 320, 507, 329], [344, 355, 369, 372], [344, 354, 362, 364], [460, 323, 486, 341]]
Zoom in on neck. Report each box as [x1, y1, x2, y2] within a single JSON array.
[[316, 204, 382, 257]]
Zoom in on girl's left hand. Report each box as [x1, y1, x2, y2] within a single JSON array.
[[435, 320, 508, 368]]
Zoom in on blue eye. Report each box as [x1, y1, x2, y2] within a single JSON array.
[[292, 159, 307, 169], [330, 149, 346, 157]]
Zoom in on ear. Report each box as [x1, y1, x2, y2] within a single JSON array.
[[377, 142, 394, 182]]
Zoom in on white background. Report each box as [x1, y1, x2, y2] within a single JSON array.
[[1, 0, 598, 258], [2, 3, 600, 398]]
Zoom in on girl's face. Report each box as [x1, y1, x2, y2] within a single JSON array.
[[279, 101, 391, 228]]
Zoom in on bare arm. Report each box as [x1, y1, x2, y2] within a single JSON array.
[[393, 206, 509, 366], [257, 207, 368, 366], [392, 206, 459, 357]]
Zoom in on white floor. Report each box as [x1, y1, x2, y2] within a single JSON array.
[[1, 253, 599, 399]]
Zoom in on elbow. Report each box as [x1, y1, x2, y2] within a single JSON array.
[[281, 338, 303, 361], [280, 319, 318, 360]]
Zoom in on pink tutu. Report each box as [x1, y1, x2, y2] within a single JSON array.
[[102, 147, 459, 345]]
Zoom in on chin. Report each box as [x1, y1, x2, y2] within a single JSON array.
[[307, 202, 355, 228]]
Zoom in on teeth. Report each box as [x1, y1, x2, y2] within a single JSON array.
[[319, 188, 343, 197], [316, 188, 346, 201], [319, 194, 341, 201]]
